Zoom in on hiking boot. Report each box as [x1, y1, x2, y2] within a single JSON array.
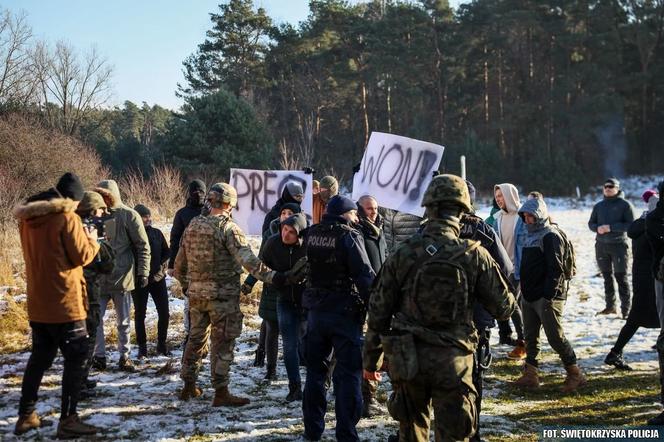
[[56, 413, 98, 439], [286, 381, 303, 402], [562, 364, 587, 393], [119, 356, 136, 372], [648, 411, 664, 425], [91, 356, 106, 371], [604, 350, 633, 371], [14, 411, 51, 435], [361, 396, 382, 418], [498, 335, 517, 346], [212, 386, 250, 407], [507, 340, 527, 360], [157, 343, 171, 356], [264, 365, 277, 382], [513, 363, 540, 389], [179, 381, 202, 401], [596, 307, 617, 316]]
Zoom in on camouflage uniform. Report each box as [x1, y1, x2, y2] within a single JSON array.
[[175, 183, 275, 391], [363, 175, 517, 442]]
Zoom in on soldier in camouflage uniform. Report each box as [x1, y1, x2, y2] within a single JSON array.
[[174, 183, 291, 407], [363, 174, 517, 441]]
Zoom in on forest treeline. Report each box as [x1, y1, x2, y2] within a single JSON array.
[[1, 0, 663, 196]]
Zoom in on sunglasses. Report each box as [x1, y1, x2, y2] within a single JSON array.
[[604, 184, 616, 189]]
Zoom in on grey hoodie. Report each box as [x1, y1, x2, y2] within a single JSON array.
[[95, 180, 150, 293]]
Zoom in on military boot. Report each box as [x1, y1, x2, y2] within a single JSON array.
[[513, 363, 540, 389], [56, 414, 98, 439], [212, 386, 250, 407], [179, 381, 202, 401], [14, 411, 51, 435], [562, 364, 587, 393]]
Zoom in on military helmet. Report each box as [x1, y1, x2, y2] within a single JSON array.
[[421, 174, 472, 212], [207, 182, 238, 209]]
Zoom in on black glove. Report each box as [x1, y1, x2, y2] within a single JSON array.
[[303, 167, 315, 175], [272, 272, 288, 287], [138, 276, 149, 288]]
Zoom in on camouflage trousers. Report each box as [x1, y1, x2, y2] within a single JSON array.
[[180, 297, 244, 389], [388, 343, 477, 442]]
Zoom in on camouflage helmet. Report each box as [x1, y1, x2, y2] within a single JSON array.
[[207, 182, 238, 209], [421, 174, 472, 212]]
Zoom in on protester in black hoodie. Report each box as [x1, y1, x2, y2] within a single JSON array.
[[133, 204, 170, 358], [261, 213, 308, 401], [262, 182, 304, 235]]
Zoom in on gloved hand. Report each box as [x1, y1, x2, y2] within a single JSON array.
[[303, 167, 315, 175], [138, 276, 149, 288], [272, 272, 288, 287], [285, 257, 308, 285], [240, 282, 253, 295]]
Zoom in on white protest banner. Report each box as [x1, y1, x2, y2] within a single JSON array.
[[230, 168, 313, 236], [352, 132, 444, 217]]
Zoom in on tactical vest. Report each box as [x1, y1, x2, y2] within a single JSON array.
[[306, 223, 354, 293]]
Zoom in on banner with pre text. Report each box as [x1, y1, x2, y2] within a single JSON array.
[[230, 168, 313, 236], [352, 132, 445, 217]]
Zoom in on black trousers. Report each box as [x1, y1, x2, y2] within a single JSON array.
[[82, 304, 100, 385], [256, 319, 279, 370], [131, 279, 170, 351], [19, 320, 88, 419]]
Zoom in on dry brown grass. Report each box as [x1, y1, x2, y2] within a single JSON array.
[[120, 164, 185, 222], [0, 289, 30, 353], [0, 227, 23, 287]]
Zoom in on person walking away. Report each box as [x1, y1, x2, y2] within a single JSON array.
[[646, 181, 664, 425], [490, 183, 527, 358], [175, 183, 294, 406], [312, 176, 338, 224], [513, 197, 586, 392], [132, 204, 171, 358], [588, 178, 635, 317], [93, 179, 150, 372], [363, 174, 517, 442], [302, 195, 375, 441], [261, 213, 308, 400], [75, 191, 115, 399], [13, 173, 101, 438], [605, 192, 660, 371], [168, 180, 206, 354]]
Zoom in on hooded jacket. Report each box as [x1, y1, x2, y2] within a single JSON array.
[[169, 199, 203, 269], [588, 190, 635, 244], [490, 183, 525, 280], [518, 198, 565, 302], [95, 180, 150, 293], [262, 184, 303, 235], [14, 195, 100, 323]]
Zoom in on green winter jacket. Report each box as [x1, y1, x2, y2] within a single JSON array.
[[95, 180, 150, 294]]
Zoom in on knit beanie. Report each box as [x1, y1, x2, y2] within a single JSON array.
[[56, 172, 85, 201], [280, 202, 302, 215], [319, 176, 339, 195], [134, 204, 151, 217], [188, 179, 206, 193], [326, 195, 356, 216], [643, 189, 657, 204]]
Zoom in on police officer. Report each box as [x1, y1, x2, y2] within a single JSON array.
[[302, 195, 375, 441], [363, 174, 517, 442], [174, 183, 292, 407]]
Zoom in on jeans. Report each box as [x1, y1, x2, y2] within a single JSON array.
[[19, 321, 88, 420], [277, 298, 305, 384], [95, 291, 132, 359], [132, 279, 170, 351], [303, 310, 363, 441]]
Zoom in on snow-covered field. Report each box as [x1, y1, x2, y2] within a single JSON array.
[[1, 176, 662, 440]]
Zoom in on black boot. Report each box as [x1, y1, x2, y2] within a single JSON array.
[[604, 350, 633, 371], [157, 342, 171, 356], [91, 356, 106, 371], [138, 345, 148, 360], [286, 381, 303, 402], [264, 365, 277, 381]]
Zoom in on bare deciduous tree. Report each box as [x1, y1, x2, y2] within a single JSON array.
[[0, 9, 40, 106]]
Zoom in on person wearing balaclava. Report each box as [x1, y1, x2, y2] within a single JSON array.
[[312, 176, 339, 224], [168, 179, 206, 357], [588, 178, 635, 317], [13, 173, 102, 438], [261, 181, 305, 235]]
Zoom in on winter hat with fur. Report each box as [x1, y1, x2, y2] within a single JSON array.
[[56, 172, 85, 202]]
